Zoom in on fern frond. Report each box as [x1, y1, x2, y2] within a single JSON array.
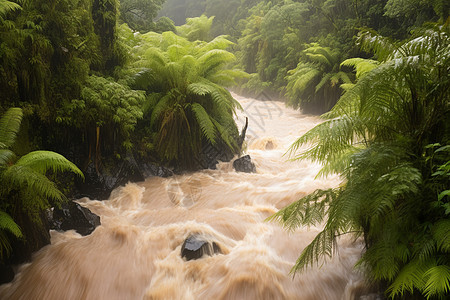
[[356, 30, 397, 61], [0, 0, 21, 17], [150, 93, 172, 128], [290, 229, 335, 274], [167, 44, 188, 62], [15, 151, 83, 178], [133, 68, 155, 90], [0, 211, 21, 238], [197, 35, 234, 52], [188, 82, 214, 96], [191, 103, 216, 145], [0, 210, 22, 259], [2, 165, 66, 202], [315, 73, 332, 92], [423, 265, 450, 299], [140, 47, 168, 68], [211, 119, 236, 151], [267, 189, 337, 230], [288, 67, 321, 93], [341, 58, 380, 79], [387, 258, 432, 297], [197, 49, 235, 79], [0, 149, 14, 167], [305, 53, 332, 66], [0, 107, 23, 149], [433, 220, 450, 253], [303, 44, 334, 66]]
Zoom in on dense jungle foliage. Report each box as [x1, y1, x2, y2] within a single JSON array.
[[0, 0, 243, 266], [0, 0, 449, 298], [160, 0, 448, 113], [270, 24, 450, 299]]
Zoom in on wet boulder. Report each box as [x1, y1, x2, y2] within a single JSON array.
[[76, 157, 174, 200], [139, 162, 174, 178], [233, 155, 256, 173], [181, 235, 221, 261], [0, 263, 15, 284], [49, 201, 100, 236]]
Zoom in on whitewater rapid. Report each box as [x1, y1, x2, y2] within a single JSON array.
[[0, 93, 375, 299]]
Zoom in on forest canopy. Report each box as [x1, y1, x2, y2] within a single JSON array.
[[0, 0, 449, 298]]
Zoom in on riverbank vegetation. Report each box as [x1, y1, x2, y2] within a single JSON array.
[[0, 0, 244, 267], [0, 0, 449, 298], [270, 23, 450, 299]]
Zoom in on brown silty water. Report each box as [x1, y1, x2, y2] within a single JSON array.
[[0, 93, 375, 299]]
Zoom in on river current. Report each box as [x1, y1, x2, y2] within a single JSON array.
[[0, 93, 375, 299]]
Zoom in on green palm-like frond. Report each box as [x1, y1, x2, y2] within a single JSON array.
[[15, 151, 84, 178], [304, 44, 335, 65], [167, 44, 188, 61], [140, 47, 168, 69], [197, 49, 236, 79], [0, 211, 21, 238], [0, 149, 15, 167], [2, 165, 66, 202], [275, 24, 450, 300], [133, 68, 156, 91], [285, 43, 349, 112], [315, 73, 332, 92], [267, 188, 337, 230], [177, 15, 214, 42], [0, 107, 23, 149], [423, 265, 450, 299], [287, 66, 320, 93], [291, 229, 335, 274], [188, 81, 214, 97], [0, 210, 22, 259], [356, 29, 398, 61], [191, 103, 216, 145], [387, 258, 431, 297], [128, 29, 244, 167], [0, 0, 21, 18], [211, 119, 236, 151], [341, 58, 380, 79], [150, 93, 175, 128], [433, 220, 450, 252], [197, 35, 234, 52]]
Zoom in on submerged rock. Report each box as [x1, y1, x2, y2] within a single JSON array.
[[233, 155, 256, 173], [181, 235, 221, 261], [49, 201, 100, 236]]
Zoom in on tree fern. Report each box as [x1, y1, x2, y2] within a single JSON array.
[[340, 58, 380, 79], [0, 0, 21, 19], [423, 265, 450, 299], [272, 24, 450, 299], [0, 108, 84, 259], [285, 43, 351, 113], [0, 211, 22, 259], [14, 151, 83, 177], [191, 103, 216, 145], [127, 29, 245, 167], [0, 107, 23, 149]]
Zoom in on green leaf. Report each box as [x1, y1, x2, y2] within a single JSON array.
[[15, 151, 84, 178], [191, 103, 216, 145], [423, 265, 450, 299], [0, 108, 23, 150]]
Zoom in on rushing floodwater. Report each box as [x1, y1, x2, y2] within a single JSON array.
[[0, 93, 376, 299]]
